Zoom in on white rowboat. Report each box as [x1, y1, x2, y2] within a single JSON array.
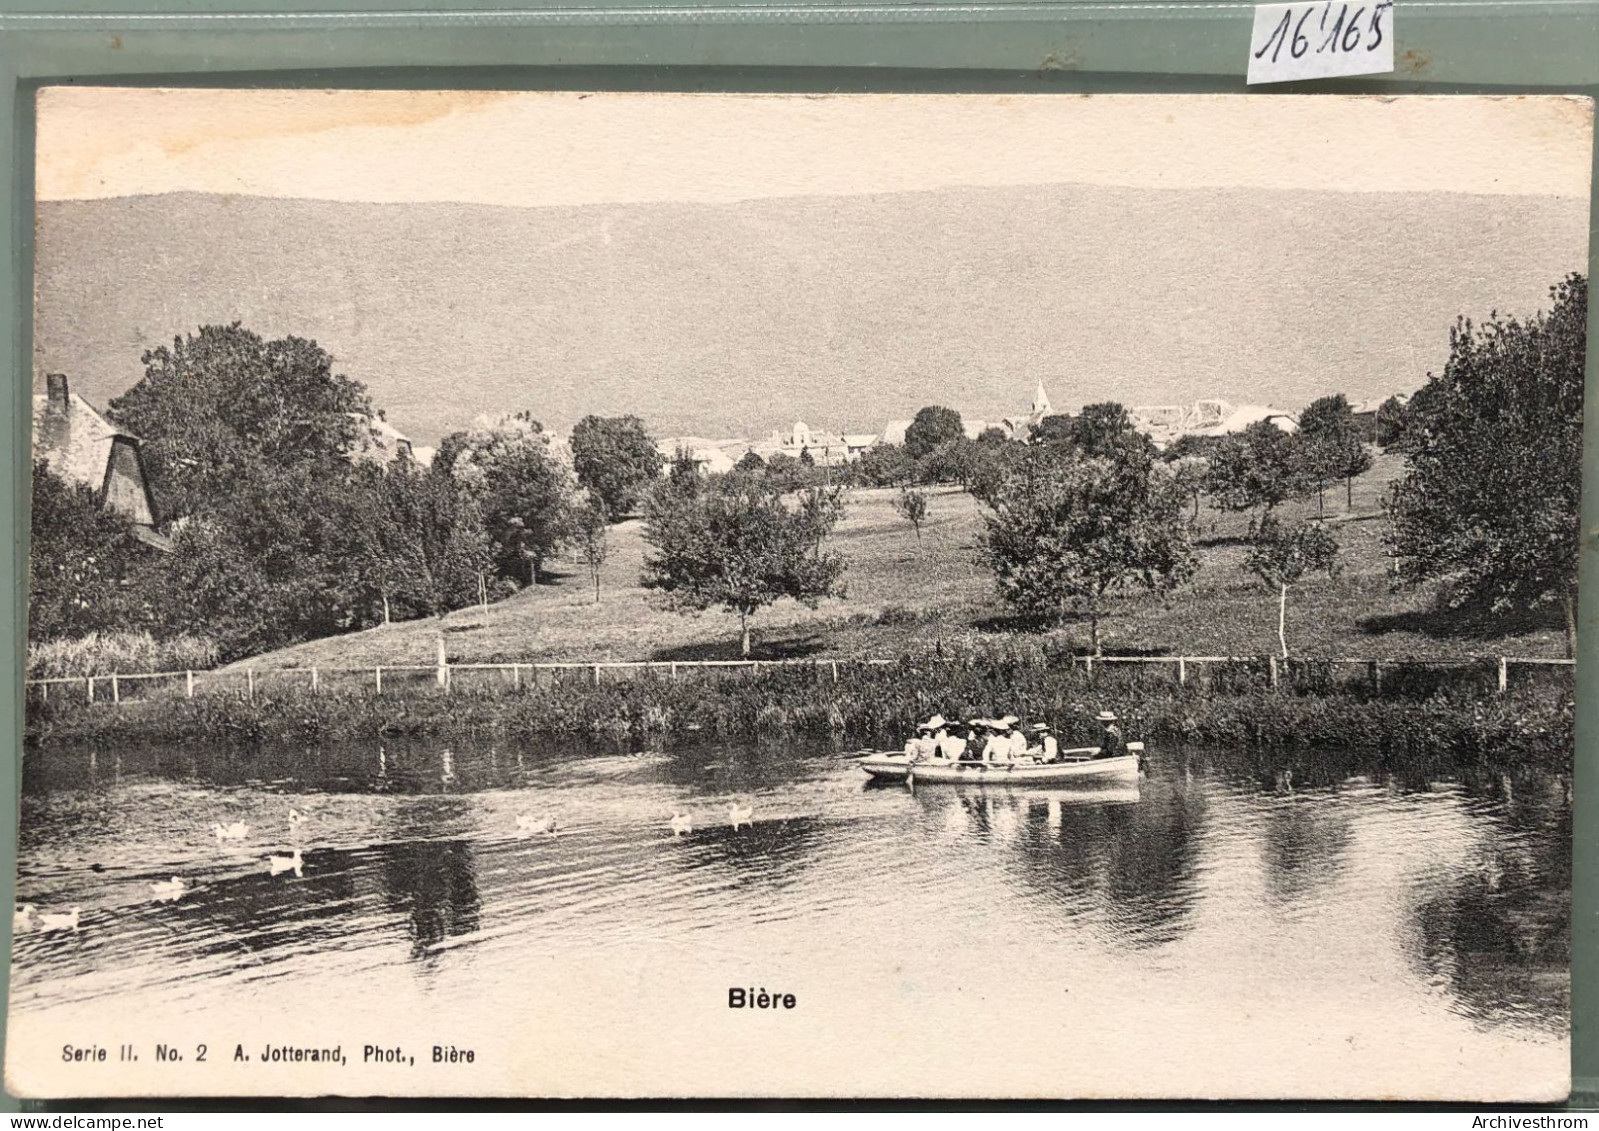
[[859, 746, 1142, 784]]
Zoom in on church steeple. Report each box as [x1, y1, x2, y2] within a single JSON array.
[[1032, 381, 1052, 418]]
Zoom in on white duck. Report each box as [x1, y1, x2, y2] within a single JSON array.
[[516, 814, 559, 838], [669, 813, 694, 838], [13, 904, 35, 933], [728, 804, 754, 831], [150, 877, 189, 902], [38, 907, 80, 933], [213, 821, 250, 843], [268, 849, 304, 877]]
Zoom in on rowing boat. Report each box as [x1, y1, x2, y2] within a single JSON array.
[[858, 746, 1142, 784]]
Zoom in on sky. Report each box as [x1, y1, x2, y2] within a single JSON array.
[[37, 89, 1595, 206]]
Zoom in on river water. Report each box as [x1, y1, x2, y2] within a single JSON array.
[[7, 738, 1570, 1099]]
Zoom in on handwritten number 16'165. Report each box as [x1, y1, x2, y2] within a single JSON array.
[[1254, 0, 1391, 63]]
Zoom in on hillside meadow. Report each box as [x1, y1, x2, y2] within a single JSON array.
[[228, 451, 1572, 674]]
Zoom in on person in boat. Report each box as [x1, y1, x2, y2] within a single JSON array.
[[929, 716, 967, 762], [1028, 722, 1059, 763], [998, 716, 1031, 762], [903, 718, 938, 763], [1095, 710, 1125, 759], [959, 720, 987, 761]]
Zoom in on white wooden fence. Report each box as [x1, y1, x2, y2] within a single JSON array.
[[23, 653, 1576, 705]]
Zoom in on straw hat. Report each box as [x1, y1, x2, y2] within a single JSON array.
[[1030, 722, 1052, 733], [998, 715, 1020, 729], [923, 714, 948, 731], [968, 718, 991, 729], [1095, 710, 1118, 722]]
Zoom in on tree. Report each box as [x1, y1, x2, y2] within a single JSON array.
[[641, 475, 847, 656], [1388, 273, 1587, 656], [796, 484, 849, 557], [852, 443, 913, 488], [918, 436, 979, 487], [445, 415, 577, 586], [1243, 515, 1340, 658], [28, 461, 154, 641], [1168, 457, 1209, 523], [981, 446, 1196, 655], [736, 450, 766, 473], [1297, 394, 1371, 511], [1029, 414, 1076, 448], [108, 322, 371, 519], [571, 494, 610, 604], [569, 414, 666, 519], [1204, 420, 1311, 517], [894, 487, 929, 542], [1070, 402, 1155, 467], [903, 406, 965, 461], [977, 426, 1011, 447], [1374, 395, 1411, 449]]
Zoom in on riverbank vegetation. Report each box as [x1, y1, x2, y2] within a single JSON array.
[[26, 644, 1573, 769]]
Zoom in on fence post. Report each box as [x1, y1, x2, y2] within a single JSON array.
[[375, 666, 383, 695], [186, 670, 194, 699], [111, 673, 120, 704], [831, 661, 839, 683], [1497, 656, 1509, 694], [513, 663, 521, 691], [670, 662, 678, 680], [40, 681, 47, 703], [1085, 656, 1094, 682], [247, 669, 255, 702], [1369, 660, 1382, 694], [311, 666, 319, 694], [1268, 656, 1279, 689], [594, 664, 601, 687], [436, 638, 449, 691], [1177, 657, 1186, 686], [87, 677, 95, 703]]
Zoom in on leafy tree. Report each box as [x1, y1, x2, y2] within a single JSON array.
[[1164, 433, 1219, 460], [903, 406, 965, 461], [966, 439, 1027, 508], [798, 446, 815, 468], [1243, 515, 1340, 658], [108, 323, 371, 519], [736, 450, 766, 473], [569, 414, 665, 519], [571, 494, 610, 604], [1388, 273, 1587, 655], [446, 415, 577, 586], [1204, 420, 1311, 516], [665, 446, 702, 493], [894, 487, 929, 542], [641, 475, 847, 656], [340, 462, 494, 625], [981, 446, 1195, 654], [1168, 457, 1209, 523], [1297, 394, 1371, 511], [1374, 395, 1411, 449], [852, 443, 914, 488], [1071, 402, 1156, 467], [764, 452, 806, 492], [977, 426, 1011, 447], [28, 461, 154, 641], [796, 484, 849, 556], [918, 436, 979, 487], [1029, 414, 1076, 448]]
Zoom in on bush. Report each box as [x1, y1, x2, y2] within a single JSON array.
[[28, 631, 220, 679]]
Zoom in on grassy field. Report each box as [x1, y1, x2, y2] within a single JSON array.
[[230, 450, 1571, 673]]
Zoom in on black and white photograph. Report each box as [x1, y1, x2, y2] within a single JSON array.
[[9, 89, 1593, 1099]]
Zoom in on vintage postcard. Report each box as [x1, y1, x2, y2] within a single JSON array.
[[10, 89, 1592, 1099]]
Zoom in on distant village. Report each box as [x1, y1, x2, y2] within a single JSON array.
[[31, 369, 1410, 547]]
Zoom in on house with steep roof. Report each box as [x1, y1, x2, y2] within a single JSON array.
[[32, 372, 167, 549]]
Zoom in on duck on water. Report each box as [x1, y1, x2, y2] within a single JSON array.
[[858, 711, 1143, 784]]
